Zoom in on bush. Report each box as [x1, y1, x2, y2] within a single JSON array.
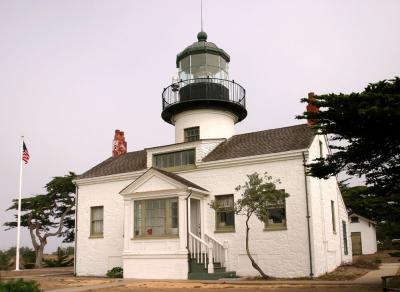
[[43, 248, 73, 267], [23, 263, 36, 269], [106, 267, 123, 278], [353, 258, 380, 269], [0, 278, 42, 292], [0, 251, 12, 270]]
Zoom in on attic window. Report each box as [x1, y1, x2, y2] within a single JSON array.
[[351, 216, 359, 223], [153, 149, 195, 169]]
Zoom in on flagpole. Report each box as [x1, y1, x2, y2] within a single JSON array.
[[15, 136, 24, 271]]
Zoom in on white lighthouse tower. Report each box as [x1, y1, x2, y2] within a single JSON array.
[[161, 31, 247, 143]]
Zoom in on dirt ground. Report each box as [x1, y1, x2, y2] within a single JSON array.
[[2, 250, 399, 291]]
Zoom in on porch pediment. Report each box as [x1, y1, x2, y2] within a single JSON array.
[[119, 167, 209, 196]]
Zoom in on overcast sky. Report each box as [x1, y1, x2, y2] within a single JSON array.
[[0, 0, 399, 253]]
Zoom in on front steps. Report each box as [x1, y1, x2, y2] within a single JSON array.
[[188, 257, 237, 280]]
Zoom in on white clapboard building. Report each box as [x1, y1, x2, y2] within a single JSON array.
[[349, 213, 378, 255], [74, 31, 352, 279]]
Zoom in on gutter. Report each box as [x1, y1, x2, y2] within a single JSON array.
[[302, 152, 314, 277], [73, 184, 79, 276], [185, 190, 193, 273]]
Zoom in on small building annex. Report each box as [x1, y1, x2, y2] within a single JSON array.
[[349, 213, 378, 255], [74, 31, 352, 279]]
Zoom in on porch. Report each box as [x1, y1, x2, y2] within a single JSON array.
[[119, 167, 236, 279]]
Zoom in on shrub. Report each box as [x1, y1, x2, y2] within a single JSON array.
[[0, 251, 11, 270], [43, 248, 73, 267], [0, 278, 42, 292], [106, 267, 123, 278], [353, 258, 380, 269], [23, 263, 36, 269]]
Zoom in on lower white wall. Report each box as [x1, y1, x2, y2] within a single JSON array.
[[75, 179, 132, 276], [123, 254, 188, 279]]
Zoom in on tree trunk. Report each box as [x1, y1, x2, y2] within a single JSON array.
[[35, 244, 45, 268], [245, 216, 269, 279]]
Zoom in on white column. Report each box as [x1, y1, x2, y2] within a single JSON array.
[[178, 195, 187, 252]]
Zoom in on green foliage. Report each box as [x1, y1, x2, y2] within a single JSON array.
[[341, 184, 400, 240], [106, 267, 123, 278], [297, 77, 400, 193], [4, 173, 76, 268], [43, 247, 73, 267], [20, 247, 36, 265], [4, 172, 76, 242], [0, 278, 42, 292], [52, 246, 74, 256], [0, 250, 11, 270], [211, 172, 289, 220]]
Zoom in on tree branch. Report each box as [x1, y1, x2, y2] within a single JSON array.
[[44, 205, 72, 239]]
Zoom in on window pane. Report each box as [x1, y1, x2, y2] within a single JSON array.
[[153, 149, 195, 169], [184, 127, 200, 142], [91, 206, 103, 235], [265, 198, 287, 230], [215, 195, 235, 231], [134, 198, 179, 238], [180, 56, 190, 72]]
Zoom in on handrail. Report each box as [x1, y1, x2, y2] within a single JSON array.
[[162, 77, 246, 110], [204, 233, 228, 269], [188, 231, 213, 271]]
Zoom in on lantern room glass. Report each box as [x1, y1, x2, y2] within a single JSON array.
[[179, 53, 229, 81]]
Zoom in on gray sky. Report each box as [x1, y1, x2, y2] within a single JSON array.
[[0, 0, 399, 253]]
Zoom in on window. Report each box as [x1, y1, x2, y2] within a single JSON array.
[[342, 221, 349, 255], [264, 198, 286, 230], [134, 198, 178, 238], [215, 195, 235, 232], [184, 127, 200, 142], [351, 216, 359, 223], [319, 140, 323, 158], [153, 149, 195, 169], [331, 200, 336, 233], [90, 206, 104, 237]]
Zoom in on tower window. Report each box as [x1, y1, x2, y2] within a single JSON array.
[[184, 127, 200, 142]]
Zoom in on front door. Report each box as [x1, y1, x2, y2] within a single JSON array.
[[351, 232, 362, 255], [190, 199, 201, 237]]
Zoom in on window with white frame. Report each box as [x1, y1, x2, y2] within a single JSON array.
[[134, 198, 178, 238], [90, 206, 104, 236]]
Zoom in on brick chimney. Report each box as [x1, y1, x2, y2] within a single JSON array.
[[112, 129, 127, 157], [306, 92, 319, 126]]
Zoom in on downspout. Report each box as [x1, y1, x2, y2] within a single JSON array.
[[73, 184, 79, 276], [185, 190, 193, 273], [302, 152, 314, 277]]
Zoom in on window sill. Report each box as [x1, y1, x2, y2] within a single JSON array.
[[214, 228, 235, 233], [263, 226, 287, 232], [131, 235, 179, 240], [89, 234, 104, 239], [155, 165, 196, 172]]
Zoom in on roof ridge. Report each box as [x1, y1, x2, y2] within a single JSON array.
[[231, 123, 309, 138]]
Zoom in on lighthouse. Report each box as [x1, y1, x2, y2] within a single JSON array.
[[161, 31, 247, 143]]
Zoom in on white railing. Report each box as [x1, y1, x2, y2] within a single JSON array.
[[188, 232, 214, 273], [204, 234, 229, 269]]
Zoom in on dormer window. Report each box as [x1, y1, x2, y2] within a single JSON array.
[[184, 127, 200, 142], [153, 149, 195, 169]]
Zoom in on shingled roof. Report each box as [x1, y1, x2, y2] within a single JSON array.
[[203, 124, 315, 162], [78, 124, 314, 180], [79, 150, 147, 179]]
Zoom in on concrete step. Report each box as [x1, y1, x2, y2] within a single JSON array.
[[188, 271, 237, 280]]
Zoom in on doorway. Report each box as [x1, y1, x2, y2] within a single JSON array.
[[190, 198, 201, 237], [351, 232, 362, 255]]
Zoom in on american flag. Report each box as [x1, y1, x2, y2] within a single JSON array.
[[22, 142, 30, 164]]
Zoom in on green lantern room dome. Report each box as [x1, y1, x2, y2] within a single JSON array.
[[176, 31, 230, 68]]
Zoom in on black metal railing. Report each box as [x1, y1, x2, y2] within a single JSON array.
[[162, 78, 246, 110]]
